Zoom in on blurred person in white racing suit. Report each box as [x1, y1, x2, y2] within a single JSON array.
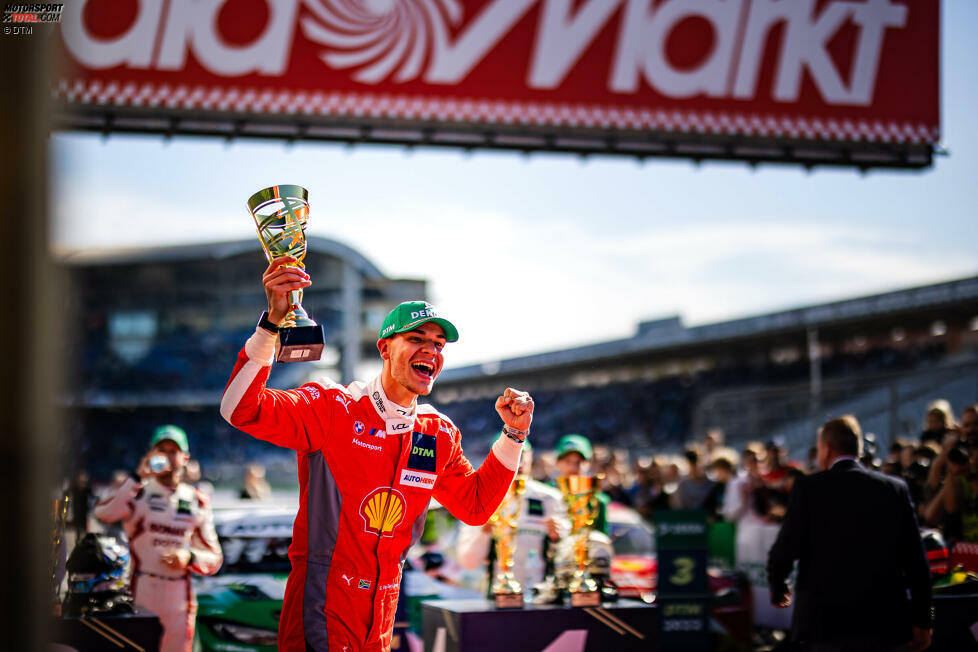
[[457, 439, 569, 592], [94, 425, 222, 652]]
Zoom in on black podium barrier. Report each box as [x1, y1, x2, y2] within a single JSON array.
[[421, 598, 656, 652], [931, 591, 978, 652], [54, 607, 162, 651]]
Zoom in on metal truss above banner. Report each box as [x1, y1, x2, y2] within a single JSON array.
[[52, 0, 940, 169]]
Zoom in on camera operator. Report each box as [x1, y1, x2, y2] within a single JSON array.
[[94, 425, 222, 652]]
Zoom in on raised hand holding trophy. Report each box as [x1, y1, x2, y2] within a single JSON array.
[[247, 185, 325, 363], [557, 474, 602, 607], [489, 476, 527, 608]]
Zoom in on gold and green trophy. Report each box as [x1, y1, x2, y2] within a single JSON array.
[[247, 185, 324, 363], [489, 476, 527, 608], [557, 475, 602, 607]]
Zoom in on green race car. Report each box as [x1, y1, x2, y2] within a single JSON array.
[[193, 506, 292, 651]]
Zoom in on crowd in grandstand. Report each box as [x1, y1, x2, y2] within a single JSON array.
[[67, 398, 978, 560], [520, 400, 977, 555]]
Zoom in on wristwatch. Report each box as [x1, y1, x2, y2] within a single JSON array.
[[257, 311, 280, 335]]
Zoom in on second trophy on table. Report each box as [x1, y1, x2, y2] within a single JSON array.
[[557, 475, 602, 607], [247, 184, 325, 363], [490, 476, 527, 608]]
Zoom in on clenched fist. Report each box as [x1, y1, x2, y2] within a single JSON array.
[[495, 388, 534, 432]]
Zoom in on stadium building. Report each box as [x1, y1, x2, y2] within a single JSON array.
[[60, 239, 978, 480], [429, 276, 978, 460]]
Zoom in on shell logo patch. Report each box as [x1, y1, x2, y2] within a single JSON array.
[[359, 487, 406, 537]]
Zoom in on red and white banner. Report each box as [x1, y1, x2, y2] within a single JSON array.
[[53, 0, 939, 159]]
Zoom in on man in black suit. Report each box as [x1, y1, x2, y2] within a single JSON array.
[[767, 415, 933, 651]]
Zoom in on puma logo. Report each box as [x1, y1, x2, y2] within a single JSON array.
[[335, 395, 353, 414], [341, 573, 353, 586]]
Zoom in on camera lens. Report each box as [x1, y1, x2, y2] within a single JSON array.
[[149, 455, 170, 473]]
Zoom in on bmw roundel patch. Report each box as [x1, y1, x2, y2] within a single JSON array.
[[353, 421, 365, 435]]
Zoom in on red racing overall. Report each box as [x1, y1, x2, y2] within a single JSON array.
[[221, 331, 520, 651]]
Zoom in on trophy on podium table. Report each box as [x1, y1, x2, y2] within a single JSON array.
[[247, 185, 325, 363], [489, 476, 527, 608], [557, 474, 603, 607]]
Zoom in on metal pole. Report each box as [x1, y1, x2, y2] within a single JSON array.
[[808, 327, 823, 433], [340, 261, 362, 384], [889, 384, 899, 446]]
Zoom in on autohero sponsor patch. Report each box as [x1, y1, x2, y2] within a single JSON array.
[[408, 432, 437, 472], [528, 497, 544, 517], [399, 469, 437, 490]]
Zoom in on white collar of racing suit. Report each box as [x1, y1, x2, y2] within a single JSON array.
[[364, 375, 416, 435]]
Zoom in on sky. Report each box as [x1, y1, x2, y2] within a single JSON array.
[[51, 1, 978, 369]]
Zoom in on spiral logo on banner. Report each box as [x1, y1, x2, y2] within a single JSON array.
[[301, 0, 463, 84]]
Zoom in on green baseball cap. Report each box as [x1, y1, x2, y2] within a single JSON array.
[[150, 424, 189, 453], [378, 301, 459, 342], [555, 434, 592, 461]]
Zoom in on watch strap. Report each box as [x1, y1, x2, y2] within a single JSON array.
[[258, 311, 280, 334], [502, 424, 528, 443]]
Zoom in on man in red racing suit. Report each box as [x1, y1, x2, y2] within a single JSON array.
[[221, 256, 534, 651]]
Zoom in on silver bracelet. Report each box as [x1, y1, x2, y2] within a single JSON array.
[[502, 425, 528, 443]]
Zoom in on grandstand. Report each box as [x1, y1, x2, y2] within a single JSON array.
[[60, 249, 978, 483], [58, 238, 427, 481], [428, 276, 978, 460]]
